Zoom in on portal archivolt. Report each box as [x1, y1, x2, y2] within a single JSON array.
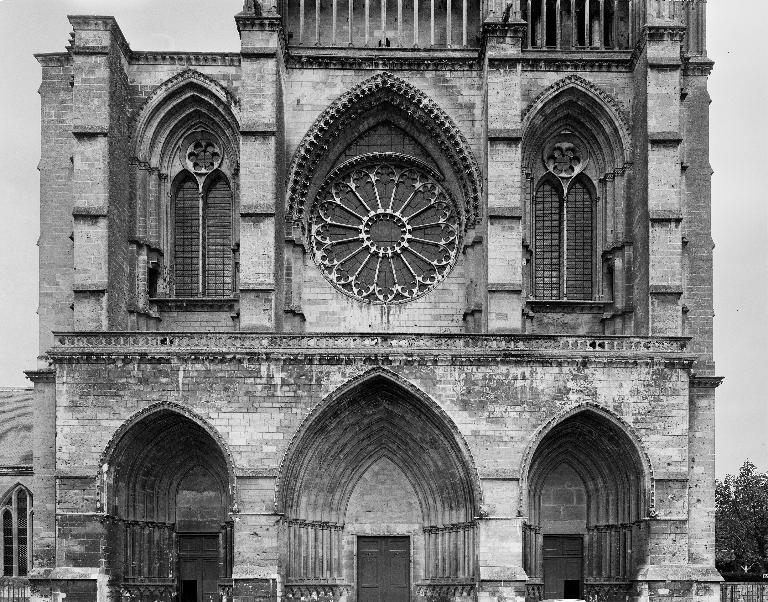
[[277, 372, 481, 590]]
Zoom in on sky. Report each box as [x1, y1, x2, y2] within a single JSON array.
[[0, 0, 765, 478]]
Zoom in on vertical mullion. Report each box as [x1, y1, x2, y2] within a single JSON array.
[[540, 0, 546, 46], [398, 0, 403, 45], [599, 0, 604, 48], [527, 0, 532, 46], [316, 0, 321, 43], [12, 494, 18, 577], [198, 187, 204, 296], [447, 0, 452, 46], [556, 0, 561, 48], [365, 0, 370, 44], [430, 0, 435, 45], [561, 187, 567, 299], [571, 0, 576, 47], [299, 0, 305, 43], [585, 0, 590, 46], [332, 0, 337, 43], [381, 0, 387, 40], [348, 0, 354, 44], [413, 0, 419, 45], [462, 0, 467, 46]]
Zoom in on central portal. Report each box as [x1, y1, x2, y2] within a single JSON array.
[[358, 536, 410, 602]]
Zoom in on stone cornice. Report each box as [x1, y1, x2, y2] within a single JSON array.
[[25, 369, 55, 383], [67, 15, 131, 59], [286, 48, 480, 71], [683, 56, 715, 77], [131, 52, 241, 66], [48, 332, 695, 368], [515, 50, 632, 72], [690, 375, 725, 389], [0, 466, 33, 476]]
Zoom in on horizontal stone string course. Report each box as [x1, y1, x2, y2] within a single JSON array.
[[52, 332, 690, 353]]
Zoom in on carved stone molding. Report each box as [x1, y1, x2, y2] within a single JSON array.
[[523, 74, 631, 135], [416, 581, 476, 599], [286, 71, 483, 235]]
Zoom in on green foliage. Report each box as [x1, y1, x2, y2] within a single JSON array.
[[716, 461, 768, 576]]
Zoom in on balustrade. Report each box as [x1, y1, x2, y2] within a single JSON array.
[[507, 0, 705, 53], [283, 0, 480, 47]]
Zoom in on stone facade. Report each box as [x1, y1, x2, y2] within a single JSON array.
[[7, 0, 721, 601]]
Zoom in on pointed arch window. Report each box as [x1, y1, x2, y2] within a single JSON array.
[[172, 165, 233, 298], [533, 177, 594, 300], [1, 486, 32, 577]]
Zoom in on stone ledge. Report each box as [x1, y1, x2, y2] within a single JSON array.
[[48, 332, 694, 366]]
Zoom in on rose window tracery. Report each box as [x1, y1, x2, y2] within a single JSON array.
[[186, 140, 222, 174], [310, 154, 460, 304]]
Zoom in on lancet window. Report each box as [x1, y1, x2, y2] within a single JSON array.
[[171, 138, 234, 298], [533, 175, 595, 301], [0, 486, 32, 577]]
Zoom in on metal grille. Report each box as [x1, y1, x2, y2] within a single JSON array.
[[2, 511, 11, 577], [173, 178, 200, 297], [204, 178, 233, 297], [533, 181, 562, 299], [14, 494, 25, 578], [565, 181, 593, 300]]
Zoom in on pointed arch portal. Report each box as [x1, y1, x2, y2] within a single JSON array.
[[102, 406, 234, 601], [521, 408, 651, 601], [278, 372, 481, 597]]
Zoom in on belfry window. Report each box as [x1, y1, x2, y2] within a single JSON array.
[[533, 177, 594, 300], [0, 486, 32, 577], [172, 139, 233, 298]]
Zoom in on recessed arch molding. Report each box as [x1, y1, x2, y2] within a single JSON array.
[[286, 72, 483, 236], [276, 369, 482, 586]]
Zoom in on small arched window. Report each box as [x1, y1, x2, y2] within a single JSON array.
[[0, 486, 32, 577], [533, 177, 594, 300], [173, 171, 233, 298]]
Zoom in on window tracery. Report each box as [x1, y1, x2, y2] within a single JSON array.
[[533, 138, 595, 301], [310, 153, 460, 304], [0, 486, 32, 578], [171, 134, 234, 298]]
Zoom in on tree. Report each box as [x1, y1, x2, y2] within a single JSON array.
[[716, 461, 768, 576]]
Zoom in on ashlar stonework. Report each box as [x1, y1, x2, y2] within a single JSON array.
[[4, 0, 721, 601]]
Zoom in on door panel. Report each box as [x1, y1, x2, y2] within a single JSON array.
[[178, 535, 221, 602], [543, 535, 583, 600], [358, 537, 410, 602]]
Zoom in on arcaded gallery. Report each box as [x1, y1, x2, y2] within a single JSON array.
[[0, 0, 722, 601]]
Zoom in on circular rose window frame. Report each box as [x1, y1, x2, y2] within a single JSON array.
[[309, 153, 462, 305]]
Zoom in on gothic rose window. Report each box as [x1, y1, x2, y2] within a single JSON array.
[[310, 154, 460, 304]]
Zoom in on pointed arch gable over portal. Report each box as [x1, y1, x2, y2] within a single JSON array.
[[277, 369, 482, 586], [286, 72, 483, 235]]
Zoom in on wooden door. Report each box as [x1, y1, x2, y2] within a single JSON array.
[[543, 536, 583, 600], [358, 536, 410, 602], [178, 534, 220, 602]]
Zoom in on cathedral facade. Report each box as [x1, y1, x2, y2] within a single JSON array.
[[1, 0, 721, 600]]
